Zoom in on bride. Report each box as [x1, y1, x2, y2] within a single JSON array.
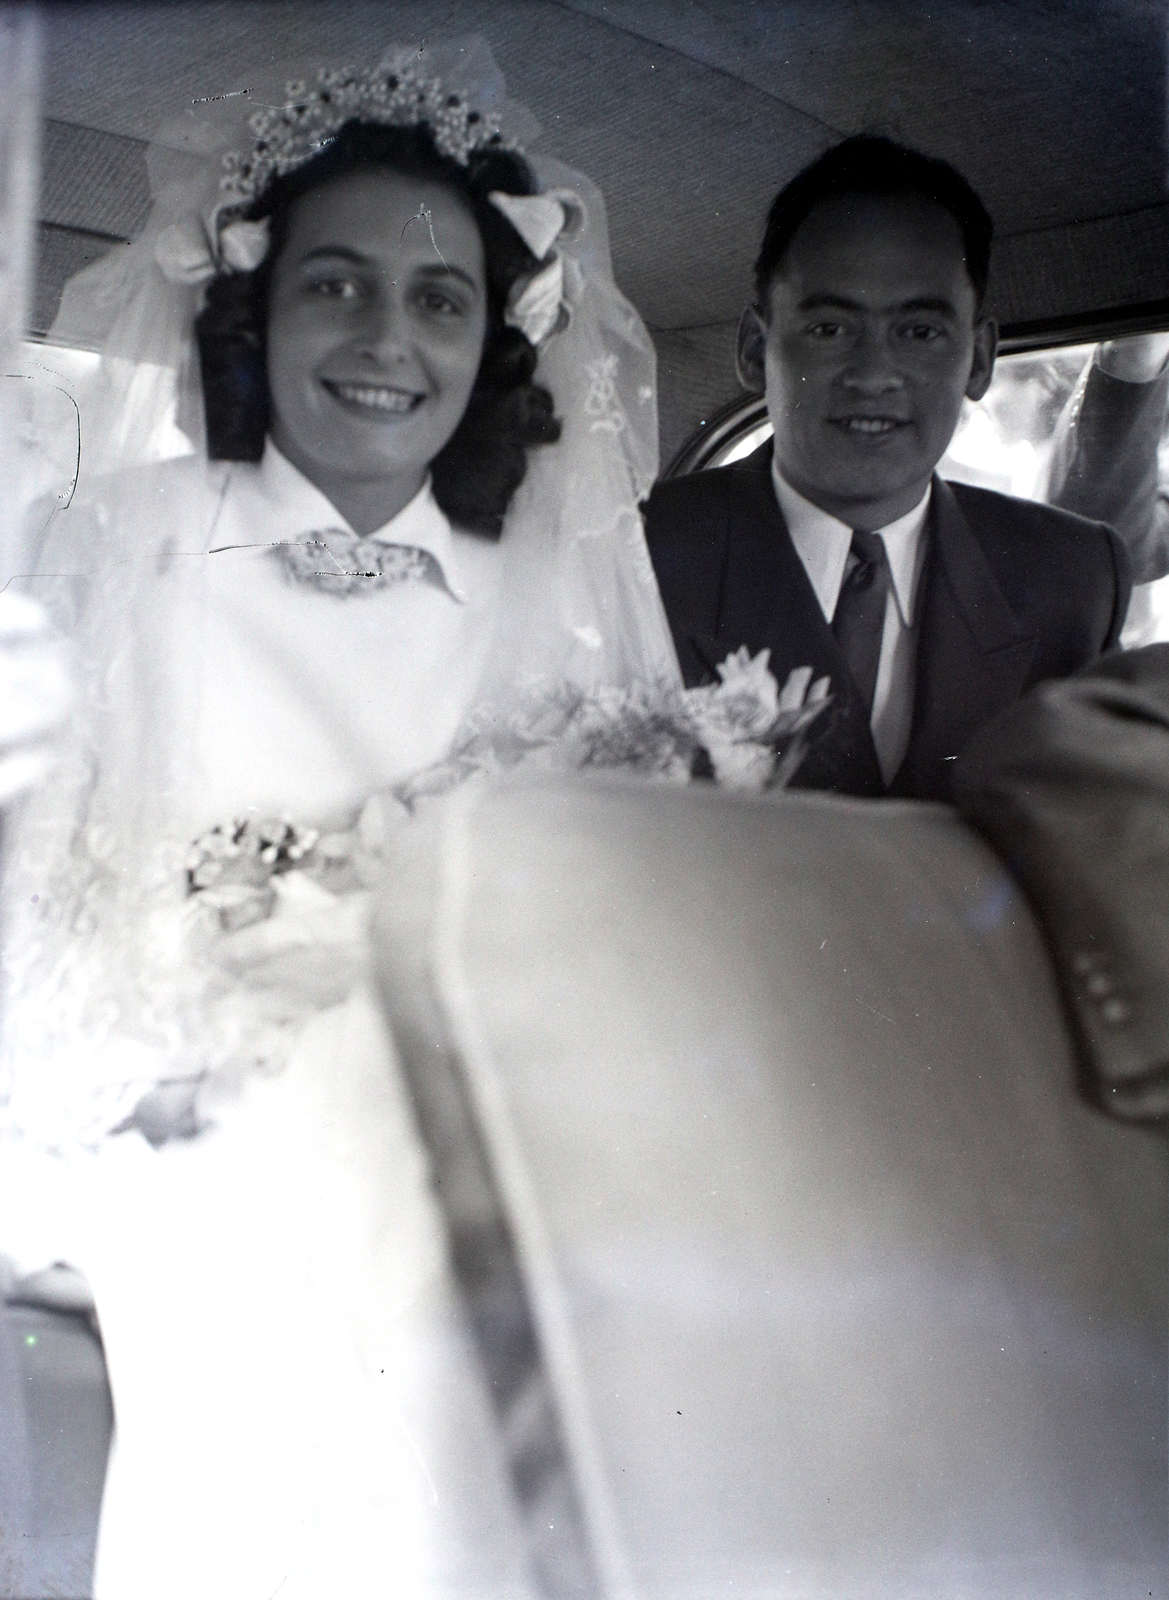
[[3, 40, 826, 1598], [1, 41, 690, 1600]]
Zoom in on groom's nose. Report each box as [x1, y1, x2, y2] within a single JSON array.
[[839, 324, 905, 394]]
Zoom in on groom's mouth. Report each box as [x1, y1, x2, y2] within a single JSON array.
[[322, 380, 426, 416], [829, 415, 909, 439]]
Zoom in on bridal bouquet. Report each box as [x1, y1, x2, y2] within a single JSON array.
[[160, 653, 829, 1105], [15, 651, 830, 1146], [185, 649, 830, 926], [395, 647, 832, 807], [185, 650, 832, 941]]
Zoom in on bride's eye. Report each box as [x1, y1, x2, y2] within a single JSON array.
[[306, 276, 361, 301], [415, 286, 464, 317]]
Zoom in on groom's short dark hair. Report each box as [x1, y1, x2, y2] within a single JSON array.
[[754, 135, 994, 312]]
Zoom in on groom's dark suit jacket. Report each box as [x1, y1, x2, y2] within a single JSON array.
[[643, 442, 1132, 801]]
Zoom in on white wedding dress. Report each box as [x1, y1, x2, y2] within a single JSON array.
[[0, 44, 681, 1596], [1, 444, 547, 1597], [11, 987, 537, 1600]]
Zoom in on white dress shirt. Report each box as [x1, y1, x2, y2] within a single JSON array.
[[771, 459, 931, 785], [192, 440, 504, 828]]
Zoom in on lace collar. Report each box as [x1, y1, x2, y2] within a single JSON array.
[[231, 440, 469, 602]]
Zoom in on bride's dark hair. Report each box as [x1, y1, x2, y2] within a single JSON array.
[[195, 120, 561, 536]]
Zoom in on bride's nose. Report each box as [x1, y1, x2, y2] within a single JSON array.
[[353, 288, 410, 364]]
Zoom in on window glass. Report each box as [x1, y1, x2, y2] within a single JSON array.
[[939, 343, 1094, 498], [717, 419, 772, 467]]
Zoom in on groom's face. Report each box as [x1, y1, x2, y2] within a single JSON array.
[[758, 192, 996, 529]]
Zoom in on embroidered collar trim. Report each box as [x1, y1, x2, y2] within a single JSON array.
[[226, 441, 469, 601]]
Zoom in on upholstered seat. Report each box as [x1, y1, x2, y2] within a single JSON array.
[[374, 776, 1168, 1597], [5, 777, 1165, 1597], [0, 1276, 111, 1599]]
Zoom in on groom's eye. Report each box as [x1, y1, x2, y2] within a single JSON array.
[[900, 322, 946, 343], [806, 321, 846, 339]]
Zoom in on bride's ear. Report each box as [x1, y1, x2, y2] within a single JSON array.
[[736, 305, 767, 392]]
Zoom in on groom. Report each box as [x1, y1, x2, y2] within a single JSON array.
[[643, 137, 1131, 801]]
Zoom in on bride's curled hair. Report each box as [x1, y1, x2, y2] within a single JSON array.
[[195, 120, 561, 536]]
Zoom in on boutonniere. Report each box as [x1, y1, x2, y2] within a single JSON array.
[[683, 648, 832, 791]]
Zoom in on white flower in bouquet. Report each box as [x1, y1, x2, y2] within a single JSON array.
[[686, 645, 783, 740], [681, 649, 832, 793], [390, 650, 832, 808], [702, 738, 780, 792]]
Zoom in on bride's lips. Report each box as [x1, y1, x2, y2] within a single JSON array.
[[321, 379, 426, 417]]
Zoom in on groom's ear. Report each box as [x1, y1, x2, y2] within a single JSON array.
[[965, 314, 999, 403], [736, 305, 768, 392]]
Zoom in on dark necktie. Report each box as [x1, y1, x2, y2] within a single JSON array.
[[832, 529, 891, 715]]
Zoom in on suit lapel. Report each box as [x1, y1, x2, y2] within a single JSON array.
[[892, 476, 1037, 800], [698, 444, 884, 797]]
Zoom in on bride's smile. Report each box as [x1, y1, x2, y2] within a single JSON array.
[[320, 380, 426, 414], [266, 169, 489, 526]]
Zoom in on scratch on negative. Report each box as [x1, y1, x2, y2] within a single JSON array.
[[1, 370, 83, 535], [416, 11, 457, 59], [1, 556, 141, 594], [392, 1394, 441, 1505], [402, 205, 448, 268], [853, 994, 895, 1025]]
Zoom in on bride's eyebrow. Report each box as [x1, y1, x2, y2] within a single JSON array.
[[299, 246, 369, 266], [296, 249, 478, 292], [412, 262, 480, 291]]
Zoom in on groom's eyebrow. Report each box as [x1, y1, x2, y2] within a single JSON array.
[[796, 292, 959, 316], [898, 296, 960, 316], [796, 293, 867, 313]]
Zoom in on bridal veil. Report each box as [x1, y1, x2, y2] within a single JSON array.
[[1, 38, 682, 1147]]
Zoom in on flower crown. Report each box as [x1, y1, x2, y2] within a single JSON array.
[[154, 54, 581, 348], [218, 55, 517, 213]]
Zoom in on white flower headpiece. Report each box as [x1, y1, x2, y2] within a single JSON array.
[[220, 55, 516, 204], [153, 57, 583, 350], [489, 188, 587, 347], [155, 215, 271, 287]]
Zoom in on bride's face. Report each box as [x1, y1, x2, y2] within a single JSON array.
[[266, 169, 489, 495]]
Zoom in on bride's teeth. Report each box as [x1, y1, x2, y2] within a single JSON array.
[[330, 383, 419, 413]]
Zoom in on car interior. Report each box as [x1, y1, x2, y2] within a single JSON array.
[[1, 4, 1167, 1596]]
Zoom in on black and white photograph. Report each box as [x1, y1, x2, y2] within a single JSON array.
[[0, 3, 1166, 1596]]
